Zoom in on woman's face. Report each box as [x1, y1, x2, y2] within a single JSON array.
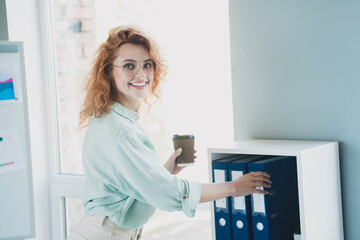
[[112, 43, 154, 111]]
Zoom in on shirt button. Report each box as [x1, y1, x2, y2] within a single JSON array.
[[182, 195, 187, 199]]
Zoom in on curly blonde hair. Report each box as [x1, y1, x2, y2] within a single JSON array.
[[79, 26, 167, 127]]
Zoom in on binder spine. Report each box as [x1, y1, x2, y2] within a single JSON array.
[[212, 160, 233, 240], [229, 162, 252, 240], [249, 156, 299, 240], [249, 163, 270, 240]]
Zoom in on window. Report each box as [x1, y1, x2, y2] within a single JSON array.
[[64, 197, 84, 237], [46, 0, 233, 239]]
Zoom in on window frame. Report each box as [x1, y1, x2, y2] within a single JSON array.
[[38, 1, 86, 239]]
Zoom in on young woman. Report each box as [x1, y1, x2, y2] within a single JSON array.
[[68, 26, 271, 240]]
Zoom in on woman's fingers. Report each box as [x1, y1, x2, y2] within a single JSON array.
[[251, 171, 271, 178], [173, 148, 182, 158], [241, 171, 272, 194], [253, 176, 272, 184], [253, 181, 272, 189], [253, 188, 269, 195], [249, 171, 272, 193], [193, 149, 197, 160], [250, 172, 271, 183]]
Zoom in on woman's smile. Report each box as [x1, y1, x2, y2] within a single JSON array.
[[129, 80, 149, 89]]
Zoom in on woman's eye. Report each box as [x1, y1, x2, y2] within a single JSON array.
[[143, 62, 153, 69], [124, 63, 135, 69]]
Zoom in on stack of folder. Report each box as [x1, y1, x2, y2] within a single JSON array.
[[211, 154, 300, 240]]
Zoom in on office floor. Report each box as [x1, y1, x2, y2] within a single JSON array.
[[142, 209, 212, 240]]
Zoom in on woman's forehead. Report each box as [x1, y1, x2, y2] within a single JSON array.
[[115, 43, 150, 61]]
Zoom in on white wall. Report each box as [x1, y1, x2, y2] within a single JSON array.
[[6, 0, 52, 239], [229, 1, 360, 239]]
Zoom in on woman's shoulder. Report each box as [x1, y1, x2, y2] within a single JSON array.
[[87, 111, 133, 138]]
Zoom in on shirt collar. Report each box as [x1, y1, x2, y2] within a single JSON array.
[[111, 102, 139, 122]]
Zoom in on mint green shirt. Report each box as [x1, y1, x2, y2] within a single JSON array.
[[82, 102, 201, 229]]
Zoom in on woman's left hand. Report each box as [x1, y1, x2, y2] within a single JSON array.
[[164, 148, 197, 175]]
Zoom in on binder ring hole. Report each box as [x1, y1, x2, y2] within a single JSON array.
[[256, 222, 264, 231], [236, 220, 244, 229], [219, 218, 226, 226]]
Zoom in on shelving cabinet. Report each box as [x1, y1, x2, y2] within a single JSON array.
[[207, 139, 344, 240]]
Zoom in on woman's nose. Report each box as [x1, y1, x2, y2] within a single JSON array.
[[135, 66, 147, 78]]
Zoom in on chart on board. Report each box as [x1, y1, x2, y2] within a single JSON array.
[[0, 73, 16, 101], [0, 64, 21, 103], [0, 128, 25, 174]]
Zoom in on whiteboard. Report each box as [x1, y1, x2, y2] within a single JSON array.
[[0, 41, 35, 239]]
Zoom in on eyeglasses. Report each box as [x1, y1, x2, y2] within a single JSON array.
[[112, 60, 157, 77]]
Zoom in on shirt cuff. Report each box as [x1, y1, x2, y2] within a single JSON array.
[[180, 180, 201, 217]]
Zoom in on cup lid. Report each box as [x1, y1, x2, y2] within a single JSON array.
[[172, 134, 194, 140]]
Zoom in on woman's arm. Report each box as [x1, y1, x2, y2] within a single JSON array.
[[163, 149, 271, 203], [199, 171, 271, 203]]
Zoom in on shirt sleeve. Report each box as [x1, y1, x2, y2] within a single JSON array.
[[99, 129, 201, 217]]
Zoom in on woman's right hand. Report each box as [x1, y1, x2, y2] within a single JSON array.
[[230, 171, 272, 197], [199, 171, 271, 203]]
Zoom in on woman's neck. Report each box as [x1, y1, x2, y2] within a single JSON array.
[[116, 98, 140, 112]]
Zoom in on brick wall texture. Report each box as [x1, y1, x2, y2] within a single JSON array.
[[52, 0, 97, 174]]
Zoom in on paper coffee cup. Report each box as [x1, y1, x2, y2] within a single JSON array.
[[172, 134, 195, 167]]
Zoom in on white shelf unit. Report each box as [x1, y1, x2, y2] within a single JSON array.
[[207, 139, 344, 240]]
